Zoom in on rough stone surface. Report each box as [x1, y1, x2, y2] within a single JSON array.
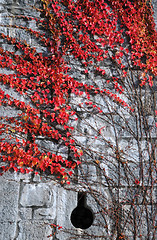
[[20, 183, 53, 207], [0, 177, 19, 222], [16, 220, 53, 240], [0, 222, 17, 240]]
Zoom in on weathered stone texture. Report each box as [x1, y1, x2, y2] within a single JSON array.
[[0, 222, 17, 240], [20, 183, 53, 207], [0, 173, 20, 239], [0, 177, 19, 222], [16, 220, 53, 240]]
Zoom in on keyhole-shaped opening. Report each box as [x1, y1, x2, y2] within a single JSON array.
[[70, 192, 94, 229]]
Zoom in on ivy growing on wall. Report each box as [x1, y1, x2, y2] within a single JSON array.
[[0, 0, 156, 238], [0, 2, 156, 238]]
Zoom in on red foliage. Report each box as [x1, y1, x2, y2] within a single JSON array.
[[0, 0, 156, 183], [110, 0, 157, 76]]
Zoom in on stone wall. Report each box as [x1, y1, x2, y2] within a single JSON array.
[[0, 1, 110, 239], [0, 1, 157, 240], [0, 171, 78, 240]]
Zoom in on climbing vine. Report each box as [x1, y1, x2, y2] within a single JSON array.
[[0, 0, 157, 239], [0, 0, 156, 181]]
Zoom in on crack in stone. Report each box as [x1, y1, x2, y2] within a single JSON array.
[[12, 220, 20, 240], [12, 179, 22, 240]]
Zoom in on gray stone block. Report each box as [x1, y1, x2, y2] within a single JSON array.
[[0, 177, 19, 222], [20, 183, 53, 207], [19, 208, 32, 220], [16, 220, 53, 240], [33, 207, 56, 220], [0, 221, 17, 240], [56, 188, 77, 239]]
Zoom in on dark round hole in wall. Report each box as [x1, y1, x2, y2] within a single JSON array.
[[71, 206, 93, 229], [70, 192, 94, 229]]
